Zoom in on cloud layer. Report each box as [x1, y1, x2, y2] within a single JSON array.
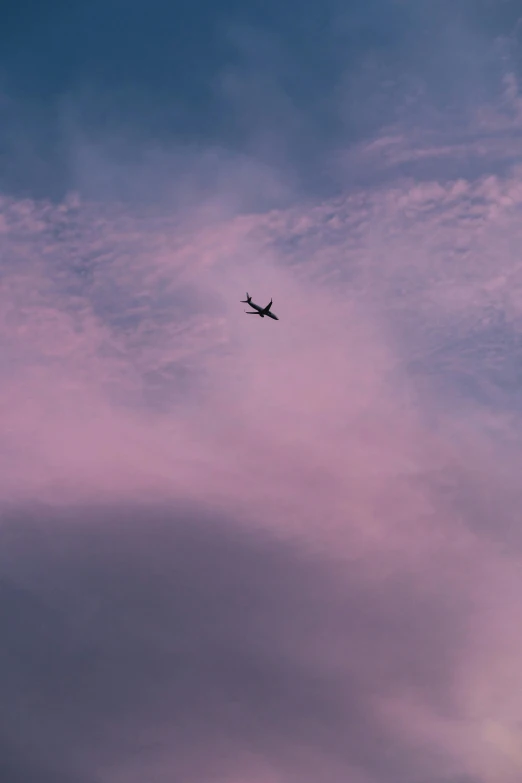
[[2, 17, 522, 783]]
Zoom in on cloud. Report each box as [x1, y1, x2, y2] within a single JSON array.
[[2, 24, 522, 783], [0, 503, 485, 783]]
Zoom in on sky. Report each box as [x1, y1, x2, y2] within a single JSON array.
[[2, 1, 522, 782]]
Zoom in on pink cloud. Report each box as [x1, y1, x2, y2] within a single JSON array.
[[2, 106, 522, 781]]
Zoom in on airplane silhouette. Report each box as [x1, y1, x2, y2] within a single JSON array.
[[241, 293, 279, 320]]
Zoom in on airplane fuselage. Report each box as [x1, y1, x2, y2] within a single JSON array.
[[241, 293, 279, 320], [245, 300, 279, 320], [250, 302, 277, 319]]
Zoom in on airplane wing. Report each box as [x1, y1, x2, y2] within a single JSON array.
[[263, 299, 273, 313]]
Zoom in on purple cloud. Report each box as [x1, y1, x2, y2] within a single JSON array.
[[2, 74, 522, 783]]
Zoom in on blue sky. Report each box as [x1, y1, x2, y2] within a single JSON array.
[[2, 0, 521, 200]]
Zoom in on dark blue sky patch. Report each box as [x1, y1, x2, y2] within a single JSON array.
[[1, 0, 521, 199]]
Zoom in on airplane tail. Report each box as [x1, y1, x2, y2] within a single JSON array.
[[240, 292, 252, 303]]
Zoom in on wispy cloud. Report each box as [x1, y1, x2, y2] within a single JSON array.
[[2, 12, 522, 782]]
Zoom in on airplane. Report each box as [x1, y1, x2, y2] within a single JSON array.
[[241, 293, 279, 320]]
